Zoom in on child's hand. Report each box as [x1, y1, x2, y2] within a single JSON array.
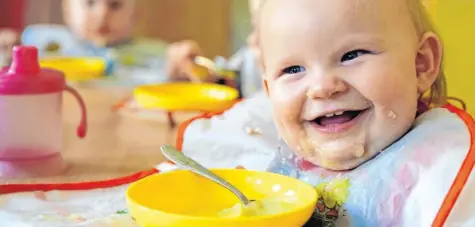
[[0, 29, 20, 66], [165, 40, 202, 81], [165, 40, 217, 82]]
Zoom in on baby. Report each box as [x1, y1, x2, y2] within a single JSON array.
[[166, 0, 264, 98], [170, 0, 475, 226]]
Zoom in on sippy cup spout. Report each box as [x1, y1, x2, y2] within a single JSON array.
[[8, 46, 41, 75], [0, 45, 66, 95]]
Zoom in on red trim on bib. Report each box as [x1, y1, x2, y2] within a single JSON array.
[[432, 103, 475, 227]]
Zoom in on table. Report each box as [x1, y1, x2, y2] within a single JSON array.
[[2, 86, 200, 184]]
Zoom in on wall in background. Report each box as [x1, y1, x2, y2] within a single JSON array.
[[230, 0, 252, 54], [19, 0, 232, 58], [426, 1, 475, 115], [23, 0, 62, 26], [0, 0, 25, 30], [134, 0, 231, 58]]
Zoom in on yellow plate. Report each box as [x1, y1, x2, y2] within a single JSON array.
[[134, 82, 239, 111], [39, 57, 106, 81], [126, 169, 318, 227]]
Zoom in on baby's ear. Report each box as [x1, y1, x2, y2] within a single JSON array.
[[415, 32, 443, 94]]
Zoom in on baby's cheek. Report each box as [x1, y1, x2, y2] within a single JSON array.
[[274, 114, 298, 144], [274, 103, 303, 128], [273, 113, 302, 153], [269, 84, 307, 148], [270, 94, 299, 126]]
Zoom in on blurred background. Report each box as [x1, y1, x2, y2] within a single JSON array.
[[0, 0, 252, 58], [426, 0, 475, 115]]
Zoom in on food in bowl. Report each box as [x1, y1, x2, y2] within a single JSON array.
[[218, 195, 303, 218]]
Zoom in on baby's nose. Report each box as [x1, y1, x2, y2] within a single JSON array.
[[93, 1, 111, 19], [306, 75, 348, 99]]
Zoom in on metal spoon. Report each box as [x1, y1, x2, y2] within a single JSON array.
[[160, 144, 253, 206]]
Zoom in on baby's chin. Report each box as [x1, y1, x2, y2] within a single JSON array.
[[305, 155, 369, 171], [296, 147, 373, 171]]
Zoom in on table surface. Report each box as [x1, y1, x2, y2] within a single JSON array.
[[2, 86, 200, 185]]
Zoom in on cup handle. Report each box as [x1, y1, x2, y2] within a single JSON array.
[[64, 84, 88, 138]]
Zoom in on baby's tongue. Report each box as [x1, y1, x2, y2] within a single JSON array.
[[319, 112, 353, 126]]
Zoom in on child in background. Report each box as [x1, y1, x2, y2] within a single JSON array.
[[0, 0, 167, 80], [166, 0, 264, 98], [171, 0, 475, 226], [0, 28, 20, 67]]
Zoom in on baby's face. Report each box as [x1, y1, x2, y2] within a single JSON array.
[[261, 0, 435, 170], [64, 0, 136, 46]]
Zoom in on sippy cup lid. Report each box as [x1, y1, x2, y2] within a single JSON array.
[[0, 45, 65, 95]]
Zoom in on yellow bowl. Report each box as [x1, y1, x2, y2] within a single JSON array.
[[39, 57, 106, 81], [126, 169, 317, 227], [134, 82, 239, 111]]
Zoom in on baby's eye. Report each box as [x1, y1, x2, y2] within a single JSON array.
[[341, 49, 370, 62], [283, 65, 306, 75], [109, 0, 123, 10], [86, 0, 98, 7]]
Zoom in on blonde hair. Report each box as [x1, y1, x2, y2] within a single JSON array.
[[407, 0, 447, 106]]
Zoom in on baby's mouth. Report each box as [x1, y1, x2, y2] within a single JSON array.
[[310, 108, 369, 132], [315, 110, 361, 126], [97, 25, 111, 35]]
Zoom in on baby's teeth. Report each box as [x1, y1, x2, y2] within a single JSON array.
[[324, 111, 344, 118]]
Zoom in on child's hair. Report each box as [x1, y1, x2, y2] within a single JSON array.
[[407, 0, 447, 107]]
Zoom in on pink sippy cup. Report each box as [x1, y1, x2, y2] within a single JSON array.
[[0, 46, 87, 178]]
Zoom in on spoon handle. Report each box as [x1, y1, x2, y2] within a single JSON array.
[[160, 145, 251, 205]]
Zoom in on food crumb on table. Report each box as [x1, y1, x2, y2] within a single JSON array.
[[245, 126, 262, 135]]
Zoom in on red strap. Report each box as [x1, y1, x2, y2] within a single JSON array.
[[0, 169, 158, 194], [432, 104, 475, 227]]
